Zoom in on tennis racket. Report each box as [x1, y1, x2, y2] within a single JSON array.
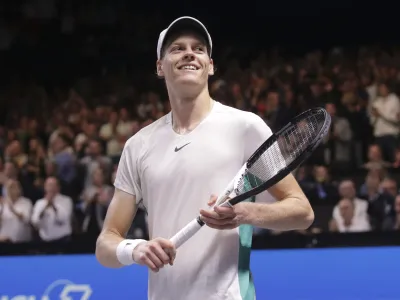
[[169, 107, 331, 249]]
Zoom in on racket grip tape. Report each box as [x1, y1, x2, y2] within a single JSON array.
[[170, 217, 204, 249]]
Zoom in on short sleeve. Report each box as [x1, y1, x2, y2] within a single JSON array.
[[114, 136, 142, 204]]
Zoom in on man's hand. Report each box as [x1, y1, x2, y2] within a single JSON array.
[[199, 195, 244, 230], [371, 107, 381, 117], [132, 238, 176, 273]]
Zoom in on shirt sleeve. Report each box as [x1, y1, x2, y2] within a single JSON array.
[[243, 112, 273, 161], [113, 135, 143, 204]]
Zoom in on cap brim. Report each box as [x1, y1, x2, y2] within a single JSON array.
[[157, 17, 212, 59]]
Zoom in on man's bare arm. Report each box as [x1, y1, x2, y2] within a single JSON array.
[[237, 173, 314, 231], [95, 188, 137, 268]]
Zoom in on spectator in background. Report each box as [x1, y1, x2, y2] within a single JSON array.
[[52, 134, 76, 184], [80, 167, 112, 239], [361, 171, 395, 230], [31, 177, 73, 242], [323, 102, 353, 171], [363, 144, 391, 171], [306, 165, 339, 204], [380, 177, 398, 199], [0, 179, 32, 243], [370, 81, 400, 162], [383, 195, 400, 230], [329, 198, 371, 232], [80, 139, 112, 188], [332, 180, 368, 226], [5, 140, 28, 170], [99, 110, 123, 159]]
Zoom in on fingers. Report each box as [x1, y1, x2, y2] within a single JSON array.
[[156, 238, 176, 266], [201, 214, 238, 228], [200, 207, 235, 219], [207, 194, 218, 207], [135, 238, 176, 272], [138, 248, 164, 272]]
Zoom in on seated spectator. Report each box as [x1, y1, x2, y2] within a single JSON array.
[[80, 139, 112, 189], [359, 167, 386, 197], [380, 177, 398, 199], [4, 140, 28, 170], [80, 167, 112, 239], [332, 180, 369, 227], [0, 179, 32, 242], [323, 102, 353, 170], [360, 171, 395, 230], [383, 195, 400, 230], [329, 198, 371, 233], [306, 165, 339, 204], [31, 177, 73, 242], [99, 111, 123, 159], [52, 134, 76, 184], [363, 144, 391, 171]]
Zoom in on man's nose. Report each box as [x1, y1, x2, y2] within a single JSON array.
[[182, 50, 195, 60]]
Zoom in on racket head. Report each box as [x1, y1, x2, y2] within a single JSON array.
[[229, 107, 331, 205]]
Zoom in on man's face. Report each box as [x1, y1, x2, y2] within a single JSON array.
[[157, 31, 214, 90], [339, 181, 356, 199], [45, 177, 59, 195]]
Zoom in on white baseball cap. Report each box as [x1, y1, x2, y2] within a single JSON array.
[[156, 16, 213, 60]]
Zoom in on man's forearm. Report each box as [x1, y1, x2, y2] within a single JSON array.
[[238, 198, 314, 231]]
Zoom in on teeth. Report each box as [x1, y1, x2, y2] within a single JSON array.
[[181, 65, 196, 70]]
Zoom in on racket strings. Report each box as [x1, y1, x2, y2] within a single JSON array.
[[236, 110, 326, 195]]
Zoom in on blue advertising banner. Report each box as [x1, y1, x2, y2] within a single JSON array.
[[0, 247, 398, 300]]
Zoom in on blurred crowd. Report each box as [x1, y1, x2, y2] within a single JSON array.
[[1, 1, 400, 245]]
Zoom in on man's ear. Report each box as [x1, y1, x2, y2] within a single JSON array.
[[208, 59, 215, 76], [156, 60, 164, 77]]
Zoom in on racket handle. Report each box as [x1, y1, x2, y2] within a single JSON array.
[[170, 217, 204, 249]]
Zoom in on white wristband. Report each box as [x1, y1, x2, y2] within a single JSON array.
[[116, 239, 146, 266]]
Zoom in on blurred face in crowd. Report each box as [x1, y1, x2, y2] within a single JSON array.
[[88, 140, 101, 156], [339, 180, 356, 199], [314, 166, 328, 183], [366, 173, 381, 191], [378, 83, 389, 97], [157, 30, 214, 97], [381, 179, 397, 198], [8, 140, 22, 156], [44, 177, 59, 195], [6, 179, 21, 201], [267, 91, 279, 109], [338, 198, 354, 224], [53, 136, 66, 153], [368, 145, 382, 161], [85, 123, 97, 138], [93, 168, 104, 186], [325, 103, 336, 117], [109, 111, 118, 125], [231, 83, 241, 96], [4, 162, 17, 179], [119, 108, 129, 121]]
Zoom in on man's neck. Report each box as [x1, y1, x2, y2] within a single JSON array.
[[169, 88, 213, 134]]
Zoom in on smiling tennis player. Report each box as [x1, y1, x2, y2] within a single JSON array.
[[95, 16, 314, 300]]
